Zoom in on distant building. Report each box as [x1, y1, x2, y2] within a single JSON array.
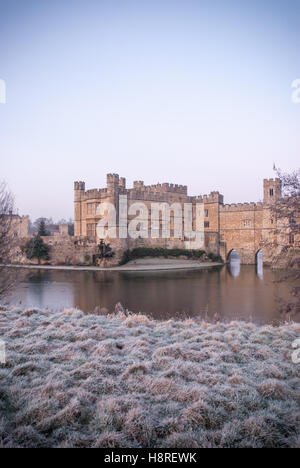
[[8, 213, 29, 238], [31, 222, 70, 237], [45, 224, 69, 236]]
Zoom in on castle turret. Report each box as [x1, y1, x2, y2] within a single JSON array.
[[119, 177, 126, 189], [263, 178, 282, 204], [74, 181, 85, 236], [107, 174, 119, 196]]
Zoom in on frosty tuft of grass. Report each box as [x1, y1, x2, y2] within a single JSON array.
[[0, 306, 299, 448]]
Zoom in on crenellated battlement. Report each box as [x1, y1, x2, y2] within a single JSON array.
[[133, 181, 144, 189], [83, 188, 108, 199], [75, 175, 272, 211], [107, 173, 120, 182], [263, 178, 281, 184], [133, 180, 188, 194], [74, 181, 85, 191], [74, 175, 228, 203], [194, 192, 224, 204], [119, 177, 126, 189], [220, 202, 263, 212]]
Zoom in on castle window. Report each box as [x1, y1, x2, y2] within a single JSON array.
[[271, 218, 274, 224], [87, 223, 96, 237], [204, 221, 210, 228], [289, 233, 294, 245], [205, 209, 209, 217], [87, 203, 94, 215], [269, 188, 274, 197]]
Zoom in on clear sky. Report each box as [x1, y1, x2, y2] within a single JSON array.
[[0, 0, 299, 220]]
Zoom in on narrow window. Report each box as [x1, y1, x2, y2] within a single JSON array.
[[205, 209, 209, 218], [269, 188, 274, 197], [87, 223, 96, 237], [87, 203, 94, 215]]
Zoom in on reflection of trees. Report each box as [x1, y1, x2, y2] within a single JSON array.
[[11, 269, 75, 311], [24, 270, 50, 307], [27, 271, 50, 283]]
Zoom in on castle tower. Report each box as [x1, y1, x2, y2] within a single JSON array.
[[263, 178, 282, 204], [107, 174, 120, 196], [74, 181, 85, 236], [119, 177, 126, 190]]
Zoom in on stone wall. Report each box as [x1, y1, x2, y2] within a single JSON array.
[[73, 175, 284, 265], [219, 204, 264, 264], [12, 236, 100, 267], [9, 215, 29, 238]]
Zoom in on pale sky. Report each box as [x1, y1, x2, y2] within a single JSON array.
[[0, 0, 299, 221]]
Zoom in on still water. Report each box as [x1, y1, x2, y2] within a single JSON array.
[[4, 257, 298, 325]]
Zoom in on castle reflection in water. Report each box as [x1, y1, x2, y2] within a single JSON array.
[[7, 254, 297, 325]]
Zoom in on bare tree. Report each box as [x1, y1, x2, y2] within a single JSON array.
[[269, 169, 300, 317], [0, 181, 17, 299]]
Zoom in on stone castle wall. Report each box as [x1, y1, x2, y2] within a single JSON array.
[[9, 215, 29, 238], [11, 235, 101, 267], [13, 234, 219, 267], [74, 174, 283, 265]]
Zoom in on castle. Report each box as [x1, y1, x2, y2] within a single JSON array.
[[8, 213, 29, 238], [74, 174, 283, 264]]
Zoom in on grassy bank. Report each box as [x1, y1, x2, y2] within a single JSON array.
[[0, 306, 299, 448]]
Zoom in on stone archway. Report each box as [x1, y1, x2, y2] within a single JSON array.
[[226, 249, 240, 262], [255, 249, 263, 264], [226, 249, 241, 277]]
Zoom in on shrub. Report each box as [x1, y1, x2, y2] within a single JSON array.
[[120, 248, 211, 265], [207, 252, 224, 263]]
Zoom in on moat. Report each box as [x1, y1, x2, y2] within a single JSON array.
[[4, 257, 298, 325]]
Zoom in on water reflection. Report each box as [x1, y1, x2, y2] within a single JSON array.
[[227, 250, 240, 277], [4, 264, 298, 325], [256, 250, 263, 279]]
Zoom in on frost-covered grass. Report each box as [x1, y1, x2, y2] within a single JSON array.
[[0, 306, 299, 448]]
